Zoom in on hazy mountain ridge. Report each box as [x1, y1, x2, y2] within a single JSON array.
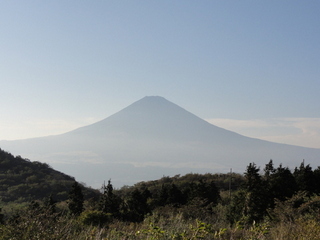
[[1, 96, 320, 188]]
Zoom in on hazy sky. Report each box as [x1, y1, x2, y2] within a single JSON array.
[[1, 1, 320, 148]]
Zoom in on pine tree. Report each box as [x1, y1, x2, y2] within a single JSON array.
[[313, 167, 320, 194], [157, 184, 169, 206], [99, 180, 120, 216], [68, 182, 84, 216], [294, 161, 315, 194], [242, 163, 268, 223], [269, 164, 297, 202], [167, 183, 185, 206], [264, 159, 275, 180], [124, 188, 150, 222]]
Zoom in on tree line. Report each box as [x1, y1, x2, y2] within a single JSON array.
[[2, 147, 320, 239], [229, 160, 320, 224]]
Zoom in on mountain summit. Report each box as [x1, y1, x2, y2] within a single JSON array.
[[1, 96, 320, 188], [68, 96, 239, 141]]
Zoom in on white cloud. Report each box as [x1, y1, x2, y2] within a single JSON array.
[[206, 118, 320, 149]]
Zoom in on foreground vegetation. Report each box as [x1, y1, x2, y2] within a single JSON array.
[[1, 148, 320, 239]]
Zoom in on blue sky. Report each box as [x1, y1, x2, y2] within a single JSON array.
[[1, 1, 320, 148]]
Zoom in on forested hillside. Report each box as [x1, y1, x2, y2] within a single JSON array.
[[0, 148, 99, 205]]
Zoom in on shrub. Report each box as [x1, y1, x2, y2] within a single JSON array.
[[79, 210, 111, 226]]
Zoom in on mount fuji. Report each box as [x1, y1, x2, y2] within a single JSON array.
[[1, 96, 320, 188]]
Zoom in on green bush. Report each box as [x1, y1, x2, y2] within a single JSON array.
[[79, 210, 111, 226]]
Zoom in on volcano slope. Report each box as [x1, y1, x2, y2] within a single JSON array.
[[1, 96, 320, 188]]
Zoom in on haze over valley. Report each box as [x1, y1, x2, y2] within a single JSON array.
[[1, 96, 319, 188]]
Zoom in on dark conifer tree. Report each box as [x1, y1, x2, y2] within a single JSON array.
[[124, 188, 150, 222], [264, 160, 275, 180], [242, 163, 268, 223], [269, 164, 297, 202], [313, 167, 320, 194], [99, 180, 121, 216], [294, 161, 315, 194], [168, 183, 185, 206], [245, 163, 262, 191], [68, 182, 84, 216], [157, 184, 169, 206], [141, 188, 152, 201], [206, 180, 221, 205]]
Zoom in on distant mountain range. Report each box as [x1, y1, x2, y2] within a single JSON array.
[[1, 96, 320, 188]]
